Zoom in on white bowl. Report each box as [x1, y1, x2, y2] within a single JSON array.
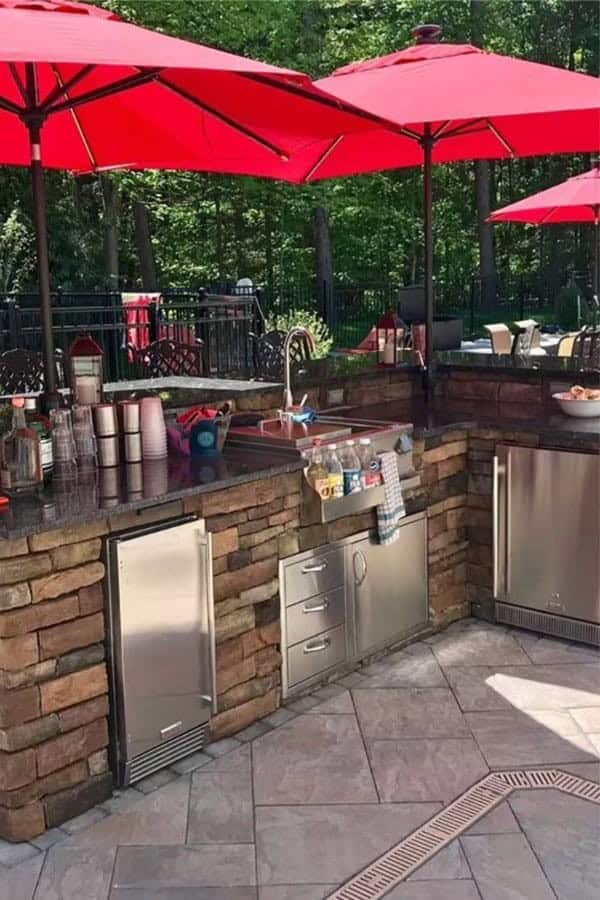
[[553, 393, 600, 418]]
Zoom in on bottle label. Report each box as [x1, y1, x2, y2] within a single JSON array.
[[1, 468, 13, 490], [328, 473, 344, 499], [362, 469, 382, 489], [313, 476, 332, 500], [40, 438, 53, 470], [343, 469, 362, 495]]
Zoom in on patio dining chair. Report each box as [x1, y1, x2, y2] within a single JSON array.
[[512, 319, 541, 354], [129, 338, 205, 379], [251, 329, 312, 380], [572, 326, 600, 367], [0, 348, 64, 395], [556, 332, 579, 358], [483, 323, 513, 355]]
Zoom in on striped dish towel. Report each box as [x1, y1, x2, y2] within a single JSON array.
[[377, 451, 406, 545]]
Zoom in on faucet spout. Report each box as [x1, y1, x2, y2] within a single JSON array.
[[283, 327, 316, 411]]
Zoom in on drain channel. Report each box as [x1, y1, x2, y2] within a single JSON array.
[[327, 768, 600, 900]]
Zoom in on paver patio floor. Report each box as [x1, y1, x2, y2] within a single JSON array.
[[2, 618, 599, 899]]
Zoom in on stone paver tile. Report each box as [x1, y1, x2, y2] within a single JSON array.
[[363, 644, 447, 688], [478, 664, 600, 711], [66, 775, 190, 847], [432, 628, 530, 669], [444, 667, 513, 712], [259, 888, 335, 900], [464, 801, 519, 835], [263, 708, 297, 728], [204, 737, 242, 757], [0, 855, 44, 900], [34, 846, 116, 900], [113, 844, 256, 889], [385, 883, 481, 899], [100, 788, 144, 815], [169, 750, 213, 775], [30, 827, 69, 851], [201, 743, 251, 772], [285, 695, 321, 713], [509, 788, 600, 900], [187, 768, 254, 843], [407, 839, 470, 880], [235, 720, 273, 742], [368, 738, 488, 802], [336, 671, 371, 688], [586, 733, 600, 753], [61, 806, 108, 833], [253, 714, 377, 804], [0, 840, 40, 867], [570, 707, 600, 732], [461, 833, 555, 899], [465, 709, 598, 767], [306, 690, 354, 715], [134, 769, 178, 794], [111, 888, 257, 899], [353, 688, 469, 740], [514, 632, 600, 665], [256, 802, 440, 885]]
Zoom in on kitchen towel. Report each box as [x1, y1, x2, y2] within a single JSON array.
[[377, 451, 406, 545]]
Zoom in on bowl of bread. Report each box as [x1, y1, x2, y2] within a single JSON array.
[[553, 385, 600, 418]]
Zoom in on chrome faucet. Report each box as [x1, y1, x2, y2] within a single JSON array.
[[283, 327, 316, 410]]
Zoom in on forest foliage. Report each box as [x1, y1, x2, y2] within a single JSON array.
[[0, 0, 598, 298]]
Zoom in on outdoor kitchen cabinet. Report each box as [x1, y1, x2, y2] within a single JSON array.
[[494, 444, 600, 644], [280, 511, 428, 696]]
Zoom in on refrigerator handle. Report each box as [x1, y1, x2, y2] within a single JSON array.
[[197, 530, 217, 715], [493, 452, 508, 598]]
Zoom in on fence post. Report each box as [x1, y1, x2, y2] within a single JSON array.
[[469, 279, 476, 338], [6, 299, 22, 348]]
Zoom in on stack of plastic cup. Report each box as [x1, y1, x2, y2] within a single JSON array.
[[140, 397, 168, 460], [72, 405, 97, 468], [50, 409, 77, 482]]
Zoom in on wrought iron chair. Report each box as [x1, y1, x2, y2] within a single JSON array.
[[0, 348, 64, 395], [572, 326, 600, 367], [129, 338, 205, 378], [251, 329, 312, 380]]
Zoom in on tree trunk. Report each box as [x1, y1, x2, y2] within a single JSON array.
[[214, 188, 224, 282], [263, 202, 275, 299], [471, 0, 497, 310], [313, 206, 334, 326], [100, 175, 120, 291], [133, 200, 158, 291]]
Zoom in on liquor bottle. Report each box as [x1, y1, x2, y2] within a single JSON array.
[[0, 398, 43, 493], [356, 438, 382, 489], [324, 443, 344, 500], [306, 441, 330, 500], [24, 397, 53, 479], [338, 439, 362, 495]]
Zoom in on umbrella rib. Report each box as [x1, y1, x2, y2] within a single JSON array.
[[435, 117, 487, 140], [304, 134, 344, 181], [8, 63, 29, 106], [49, 65, 96, 170], [0, 93, 24, 115], [47, 68, 162, 115], [486, 119, 515, 156], [155, 73, 289, 160], [41, 65, 96, 112]]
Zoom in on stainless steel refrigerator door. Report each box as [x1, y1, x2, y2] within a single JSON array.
[[110, 519, 215, 763], [348, 513, 428, 657], [499, 445, 600, 624]]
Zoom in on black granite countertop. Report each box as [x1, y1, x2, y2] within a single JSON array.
[[435, 351, 600, 382], [0, 448, 304, 540], [331, 399, 600, 450]]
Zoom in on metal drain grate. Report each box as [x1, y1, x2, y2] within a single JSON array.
[[326, 768, 600, 900]]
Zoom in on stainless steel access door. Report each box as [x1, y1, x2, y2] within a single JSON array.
[[347, 512, 428, 657], [495, 445, 600, 623], [107, 517, 215, 771]]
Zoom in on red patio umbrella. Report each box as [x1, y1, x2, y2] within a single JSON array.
[[0, 0, 384, 405], [488, 166, 600, 308], [308, 24, 600, 380]]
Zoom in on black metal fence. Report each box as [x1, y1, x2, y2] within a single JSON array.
[[0, 288, 263, 382]]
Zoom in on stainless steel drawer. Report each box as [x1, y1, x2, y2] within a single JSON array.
[[286, 587, 345, 646], [287, 625, 347, 687], [283, 547, 344, 607]]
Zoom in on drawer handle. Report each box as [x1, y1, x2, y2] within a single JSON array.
[[301, 561, 328, 574], [303, 599, 330, 613], [303, 637, 331, 654]]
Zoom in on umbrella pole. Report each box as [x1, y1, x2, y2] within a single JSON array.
[[27, 119, 60, 411], [423, 126, 434, 394], [594, 208, 599, 326]]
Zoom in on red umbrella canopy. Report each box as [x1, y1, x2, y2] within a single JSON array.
[[0, 0, 381, 177], [306, 26, 600, 180], [488, 166, 600, 224]]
